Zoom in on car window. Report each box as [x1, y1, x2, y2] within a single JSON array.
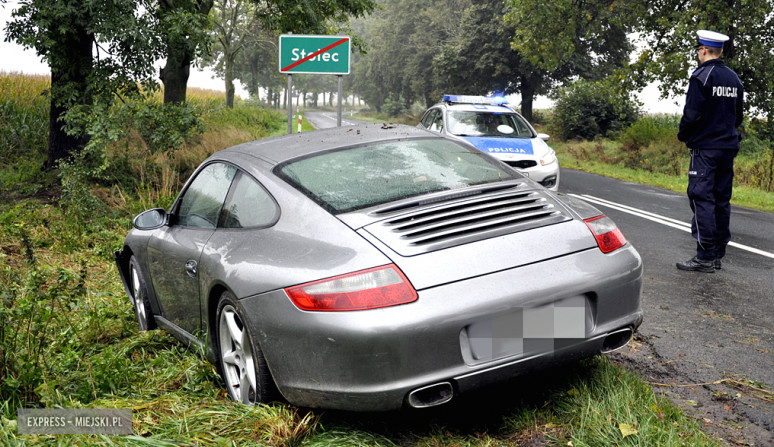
[[277, 138, 517, 213], [447, 111, 534, 138], [221, 172, 278, 228], [430, 110, 444, 132], [420, 109, 437, 129], [176, 163, 237, 229]]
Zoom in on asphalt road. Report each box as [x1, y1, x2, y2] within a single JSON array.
[[558, 168, 774, 445], [303, 110, 363, 129]]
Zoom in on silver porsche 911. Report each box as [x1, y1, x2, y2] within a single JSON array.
[[115, 123, 643, 411]]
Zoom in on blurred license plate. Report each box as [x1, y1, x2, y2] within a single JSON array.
[[462, 296, 588, 363]]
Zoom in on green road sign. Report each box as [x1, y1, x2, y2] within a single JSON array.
[[279, 35, 351, 75]]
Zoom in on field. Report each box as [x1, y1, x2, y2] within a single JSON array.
[[0, 72, 736, 445]]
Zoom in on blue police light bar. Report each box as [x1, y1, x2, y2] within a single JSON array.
[[443, 95, 508, 105]]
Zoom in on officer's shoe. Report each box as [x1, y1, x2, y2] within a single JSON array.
[[714, 258, 722, 270], [676, 256, 715, 273]]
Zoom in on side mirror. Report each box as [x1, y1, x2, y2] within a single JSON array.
[[537, 133, 550, 142], [133, 208, 168, 230]]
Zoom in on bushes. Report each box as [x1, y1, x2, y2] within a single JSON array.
[[619, 115, 686, 175], [382, 93, 408, 117], [551, 79, 641, 141]]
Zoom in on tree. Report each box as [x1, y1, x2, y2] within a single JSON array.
[[5, 0, 162, 167], [156, 0, 215, 104], [352, 0, 466, 112], [633, 0, 774, 125], [206, 0, 258, 107], [503, 0, 638, 100], [233, 27, 283, 104], [433, 0, 551, 120], [504, 0, 636, 75]]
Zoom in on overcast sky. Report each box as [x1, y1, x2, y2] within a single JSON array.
[[2, 3, 683, 114]]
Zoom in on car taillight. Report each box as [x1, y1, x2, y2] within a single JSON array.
[[285, 265, 418, 311], [584, 215, 627, 253]]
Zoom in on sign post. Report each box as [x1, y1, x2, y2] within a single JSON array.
[[279, 35, 351, 132], [287, 74, 293, 134]]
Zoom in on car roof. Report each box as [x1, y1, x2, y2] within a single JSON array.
[[218, 123, 436, 165]]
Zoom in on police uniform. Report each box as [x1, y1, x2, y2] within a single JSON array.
[[677, 30, 744, 273]]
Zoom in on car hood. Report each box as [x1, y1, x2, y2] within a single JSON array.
[[341, 183, 598, 290], [459, 136, 535, 156]]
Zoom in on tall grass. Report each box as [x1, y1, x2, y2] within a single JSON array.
[[0, 72, 50, 194], [0, 71, 49, 161]]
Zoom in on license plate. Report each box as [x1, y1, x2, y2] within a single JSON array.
[[462, 296, 588, 363]]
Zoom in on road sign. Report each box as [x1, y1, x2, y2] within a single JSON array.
[[279, 35, 351, 75]]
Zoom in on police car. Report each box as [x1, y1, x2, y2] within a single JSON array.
[[418, 95, 559, 191]]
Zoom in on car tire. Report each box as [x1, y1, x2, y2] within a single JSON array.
[[216, 291, 275, 405], [128, 255, 157, 331]]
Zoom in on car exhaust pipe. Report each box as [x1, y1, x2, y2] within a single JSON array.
[[407, 382, 454, 408], [601, 327, 634, 353]]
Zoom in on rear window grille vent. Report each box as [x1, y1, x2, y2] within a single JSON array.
[[366, 190, 571, 255]]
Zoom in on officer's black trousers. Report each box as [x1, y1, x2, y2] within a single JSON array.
[[687, 148, 738, 260]]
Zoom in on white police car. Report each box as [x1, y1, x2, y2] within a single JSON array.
[[418, 95, 559, 191]]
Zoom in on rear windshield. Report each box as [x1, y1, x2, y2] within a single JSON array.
[[277, 138, 517, 213]]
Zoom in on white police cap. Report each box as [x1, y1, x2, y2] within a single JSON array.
[[697, 30, 729, 48]]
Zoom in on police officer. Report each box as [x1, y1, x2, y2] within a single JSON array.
[[676, 30, 744, 273]]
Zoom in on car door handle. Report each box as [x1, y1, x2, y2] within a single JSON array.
[[185, 260, 198, 278]]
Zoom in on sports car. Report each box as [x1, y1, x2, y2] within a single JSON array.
[[115, 123, 642, 411]]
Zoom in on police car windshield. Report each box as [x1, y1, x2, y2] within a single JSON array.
[[447, 111, 535, 138]]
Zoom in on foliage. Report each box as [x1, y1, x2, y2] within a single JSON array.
[[255, 0, 376, 35], [156, 0, 217, 104], [432, 0, 549, 120], [0, 73, 51, 196], [0, 204, 87, 409], [618, 115, 685, 174], [551, 79, 642, 140], [735, 122, 774, 192], [0, 72, 49, 162], [632, 0, 774, 126], [5, 0, 163, 165], [382, 93, 408, 117], [503, 0, 638, 76], [204, 0, 258, 108], [502, 0, 641, 109]]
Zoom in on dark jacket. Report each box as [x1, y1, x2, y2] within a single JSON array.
[[678, 59, 744, 149]]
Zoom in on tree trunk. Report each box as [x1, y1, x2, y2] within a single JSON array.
[[46, 23, 93, 168], [160, 49, 192, 104], [225, 52, 235, 108], [158, 0, 213, 104], [519, 77, 536, 122]]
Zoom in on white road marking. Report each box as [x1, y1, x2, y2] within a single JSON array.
[[570, 193, 774, 259]]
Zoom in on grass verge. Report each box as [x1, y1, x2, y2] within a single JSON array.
[[555, 140, 774, 213]]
